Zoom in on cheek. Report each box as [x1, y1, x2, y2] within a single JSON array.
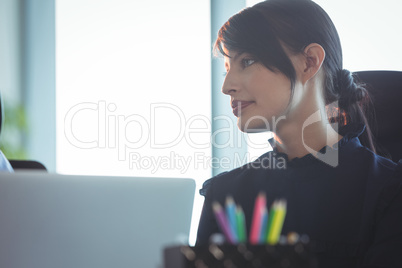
[[258, 79, 291, 113], [245, 68, 291, 111]]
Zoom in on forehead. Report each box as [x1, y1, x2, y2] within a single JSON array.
[[223, 45, 242, 59]]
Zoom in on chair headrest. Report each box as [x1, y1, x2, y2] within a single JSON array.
[[354, 70, 402, 161]]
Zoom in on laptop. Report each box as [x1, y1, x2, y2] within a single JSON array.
[[0, 173, 196, 268]]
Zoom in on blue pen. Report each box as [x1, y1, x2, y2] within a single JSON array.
[[225, 196, 238, 243], [259, 207, 268, 244]]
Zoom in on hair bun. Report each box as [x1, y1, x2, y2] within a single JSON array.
[[336, 69, 366, 108]]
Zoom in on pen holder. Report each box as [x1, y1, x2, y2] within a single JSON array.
[[164, 242, 318, 268]]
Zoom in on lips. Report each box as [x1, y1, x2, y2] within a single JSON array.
[[231, 100, 254, 116]]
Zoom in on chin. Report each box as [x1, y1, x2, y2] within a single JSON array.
[[238, 118, 271, 133]]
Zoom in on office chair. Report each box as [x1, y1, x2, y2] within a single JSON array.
[[0, 92, 47, 172], [354, 70, 402, 162], [8, 160, 47, 171]]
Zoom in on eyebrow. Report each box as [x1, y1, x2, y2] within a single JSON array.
[[224, 51, 246, 69], [232, 51, 245, 61]]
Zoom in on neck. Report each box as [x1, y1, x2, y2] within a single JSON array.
[[272, 83, 342, 160]]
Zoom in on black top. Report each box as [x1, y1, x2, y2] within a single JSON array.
[[196, 124, 402, 268]]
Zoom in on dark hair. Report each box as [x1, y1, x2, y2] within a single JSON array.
[[214, 0, 376, 153]]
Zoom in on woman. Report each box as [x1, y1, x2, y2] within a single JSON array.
[[196, 0, 402, 267]]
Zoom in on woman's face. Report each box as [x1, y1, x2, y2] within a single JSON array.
[[222, 49, 292, 133]]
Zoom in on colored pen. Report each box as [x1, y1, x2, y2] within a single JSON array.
[[249, 192, 266, 244], [225, 196, 238, 243], [259, 207, 268, 244], [236, 205, 247, 243], [265, 200, 277, 243], [212, 201, 235, 244], [266, 199, 287, 245]]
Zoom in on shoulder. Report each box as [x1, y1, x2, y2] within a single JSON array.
[[352, 145, 402, 203], [199, 151, 274, 197], [356, 146, 402, 214], [340, 136, 398, 181], [357, 145, 399, 181], [198, 166, 246, 197], [374, 156, 402, 205]]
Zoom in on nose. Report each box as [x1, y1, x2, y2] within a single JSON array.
[[221, 70, 238, 96]]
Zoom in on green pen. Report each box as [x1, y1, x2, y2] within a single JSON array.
[[267, 200, 287, 245], [265, 200, 278, 243], [236, 205, 247, 243]]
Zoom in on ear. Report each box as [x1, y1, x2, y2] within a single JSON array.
[[300, 43, 326, 84]]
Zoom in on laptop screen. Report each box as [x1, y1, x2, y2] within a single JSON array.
[[0, 173, 195, 268]]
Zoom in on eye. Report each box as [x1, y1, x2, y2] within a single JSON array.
[[242, 58, 256, 68]]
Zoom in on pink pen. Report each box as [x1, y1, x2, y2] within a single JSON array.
[[249, 192, 266, 245]]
